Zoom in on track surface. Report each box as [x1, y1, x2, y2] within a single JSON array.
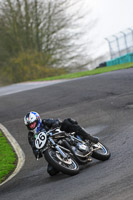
[[0, 69, 133, 200]]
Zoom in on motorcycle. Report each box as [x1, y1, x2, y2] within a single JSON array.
[[34, 128, 111, 176]]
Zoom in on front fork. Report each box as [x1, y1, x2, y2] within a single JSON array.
[[49, 137, 68, 159]]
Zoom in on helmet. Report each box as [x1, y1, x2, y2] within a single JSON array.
[[24, 111, 42, 134]]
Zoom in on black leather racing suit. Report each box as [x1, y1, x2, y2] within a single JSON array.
[[28, 118, 61, 158], [28, 118, 99, 176]]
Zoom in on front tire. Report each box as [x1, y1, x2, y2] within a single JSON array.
[[44, 148, 80, 176], [91, 142, 111, 161]]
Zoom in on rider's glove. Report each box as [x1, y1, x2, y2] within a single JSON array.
[[33, 149, 42, 159]]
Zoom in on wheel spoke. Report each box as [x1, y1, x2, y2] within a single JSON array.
[[49, 150, 78, 170], [93, 143, 108, 155]]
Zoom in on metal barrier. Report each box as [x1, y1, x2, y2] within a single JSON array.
[[105, 27, 133, 60]]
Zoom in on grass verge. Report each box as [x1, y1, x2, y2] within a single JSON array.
[[34, 62, 133, 81], [0, 130, 16, 183]]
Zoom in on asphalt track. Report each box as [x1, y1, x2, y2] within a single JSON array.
[[0, 69, 133, 200]]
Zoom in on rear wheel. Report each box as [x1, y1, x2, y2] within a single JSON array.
[[91, 142, 111, 161], [44, 148, 80, 176]]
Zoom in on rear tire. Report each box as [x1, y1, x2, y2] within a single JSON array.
[[44, 148, 80, 176], [91, 142, 111, 161]]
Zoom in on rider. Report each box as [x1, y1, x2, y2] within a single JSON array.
[[24, 111, 99, 176]]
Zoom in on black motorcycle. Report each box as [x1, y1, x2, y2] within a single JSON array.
[[34, 128, 111, 176]]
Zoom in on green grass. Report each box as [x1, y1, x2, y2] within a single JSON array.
[[0, 131, 16, 183], [34, 62, 133, 81]]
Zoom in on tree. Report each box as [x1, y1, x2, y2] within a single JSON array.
[[0, 0, 94, 84]]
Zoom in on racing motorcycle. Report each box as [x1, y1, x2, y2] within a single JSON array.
[[35, 128, 111, 176]]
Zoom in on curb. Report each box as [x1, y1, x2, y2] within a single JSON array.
[[0, 124, 25, 186]]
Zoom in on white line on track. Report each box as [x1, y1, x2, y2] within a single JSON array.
[[0, 124, 25, 186], [0, 80, 68, 96]]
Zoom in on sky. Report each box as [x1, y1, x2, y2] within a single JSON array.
[[75, 0, 133, 62]]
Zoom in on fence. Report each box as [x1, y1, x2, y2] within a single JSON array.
[[105, 27, 133, 60]]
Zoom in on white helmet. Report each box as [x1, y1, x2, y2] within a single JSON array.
[[24, 111, 42, 134]]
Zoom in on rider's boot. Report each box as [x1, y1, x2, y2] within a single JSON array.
[[78, 128, 99, 144], [47, 163, 59, 176]]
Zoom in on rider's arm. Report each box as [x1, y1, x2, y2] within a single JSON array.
[[28, 132, 35, 147], [28, 132, 42, 158]]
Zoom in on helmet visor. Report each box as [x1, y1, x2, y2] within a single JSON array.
[[29, 121, 37, 130]]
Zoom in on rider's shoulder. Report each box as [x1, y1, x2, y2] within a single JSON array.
[[42, 118, 53, 124], [28, 131, 34, 137]]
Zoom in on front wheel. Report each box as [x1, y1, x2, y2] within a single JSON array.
[[91, 142, 111, 161], [44, 148, 80, 176]]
